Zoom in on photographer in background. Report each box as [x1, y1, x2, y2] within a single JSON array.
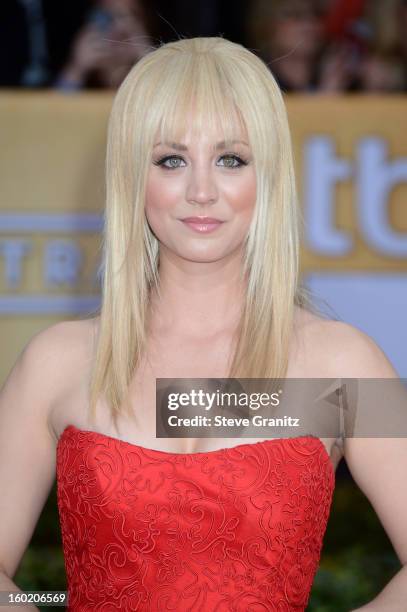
[[55, 0, 154, 91]]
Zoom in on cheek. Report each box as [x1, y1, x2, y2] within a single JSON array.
[[144, 173, 182, 228], [222, 172, 257, 215]]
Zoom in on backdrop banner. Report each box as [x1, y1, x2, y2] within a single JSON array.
[[0, 93, 406, 379]]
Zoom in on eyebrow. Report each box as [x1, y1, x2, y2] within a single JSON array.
[[153, 139, 250, 150]]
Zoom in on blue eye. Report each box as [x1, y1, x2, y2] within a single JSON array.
[[153, 153, 249, 170]]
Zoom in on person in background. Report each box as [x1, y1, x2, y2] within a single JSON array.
[[356, 0, 407, 92], [247, 0, 366, 93], [321, 0, 407, 93], [316, 0, 367, 92], [257, 0, 326, 92], [55, 0, 154, 91], [247, 0, 407, 93], [0, 0, 89, 87]]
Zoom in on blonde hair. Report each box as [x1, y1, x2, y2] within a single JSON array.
[[87, 36, 334, 425]]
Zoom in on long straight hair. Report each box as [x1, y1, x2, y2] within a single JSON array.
[[87, 36, 335, 426]]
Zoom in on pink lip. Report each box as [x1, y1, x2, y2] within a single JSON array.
[[182, 221, 223, 234], [182, 217, 223, 223], [181, 217, 224, 234]]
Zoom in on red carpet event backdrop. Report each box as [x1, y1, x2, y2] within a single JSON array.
[[0, 92, 406, 379]]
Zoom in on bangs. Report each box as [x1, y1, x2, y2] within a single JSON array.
[[148, 50, 249, 149]]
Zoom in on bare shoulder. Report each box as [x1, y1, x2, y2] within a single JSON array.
[[20, 317, 96, 376], [294, 308, 398, 378], [34, 316, 97, 395], [1, 317, 97, 437]]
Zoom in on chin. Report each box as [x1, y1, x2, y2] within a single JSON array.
[[182, 252, 227, 263], [175, 246, 230, 263]]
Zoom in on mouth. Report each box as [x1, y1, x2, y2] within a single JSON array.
[[180, 217, 224, 234]]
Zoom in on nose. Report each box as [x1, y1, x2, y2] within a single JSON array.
[[186, 165, 218, 207]]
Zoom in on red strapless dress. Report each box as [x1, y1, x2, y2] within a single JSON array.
[[56, 425, 335, 611]]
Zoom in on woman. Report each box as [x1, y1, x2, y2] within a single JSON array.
[[0, 37, 406, 611]]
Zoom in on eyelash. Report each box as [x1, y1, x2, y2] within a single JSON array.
[[152, 153, 249, 170]]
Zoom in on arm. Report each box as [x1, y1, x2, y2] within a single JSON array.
[[0, 325, 65, 611], [329, 323, 407, 611], [0, 567, 38, 611], [54, 26, 110, 91]]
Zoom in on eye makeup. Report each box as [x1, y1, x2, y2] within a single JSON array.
[[152, 153, 250, 170]]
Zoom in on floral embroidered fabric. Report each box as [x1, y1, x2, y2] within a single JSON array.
[[56, 425, 335, 611]]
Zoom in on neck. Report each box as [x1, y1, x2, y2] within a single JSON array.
[[148, 248, 248, 339]]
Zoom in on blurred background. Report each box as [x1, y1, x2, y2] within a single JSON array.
[[2, 0, 407, 92], [0, 1, 406, 610]]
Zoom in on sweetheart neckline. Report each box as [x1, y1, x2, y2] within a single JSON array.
[[58, 424, 336, 479]]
